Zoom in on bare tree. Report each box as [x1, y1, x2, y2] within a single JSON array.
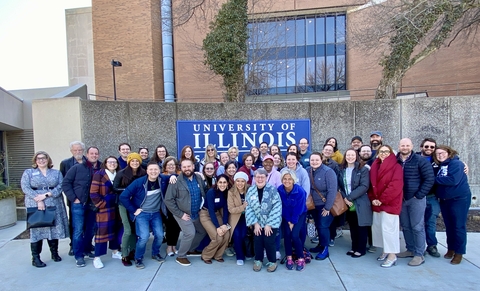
[[350, 0, 480, 99]]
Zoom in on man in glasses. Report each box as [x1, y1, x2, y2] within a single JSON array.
[[418, 138, 441, 258], [396, 138, 434, 266]]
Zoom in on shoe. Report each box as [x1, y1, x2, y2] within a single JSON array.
[[167, 252, 175, 257], [135, 259, 145, 269], [397, 250, 414, 258], [346, 250, 355, 256], [444, 250, 455, 259], [377, 253, 388, 261], [48, 240, 62, 262], [175, 257, 191, 266], [266, 262, 277, 272], [351, 252, 364, 258], [122, 257, 132, 267], [201, 258, 212, 264], [310, 237, 319, 244], [186, 250, 202, 256], [68, 246, 74, 256], [112, 251, 122, 260], [451, 254, 462, 265], [276, 251, 281, 260], [84, 252, 95, 259], [127, 250, 135, 261], [426, 245, 440, 258], [329, 239, 335, 247], [236, 260, 244, 266], [76, 257, 86, 268], [335, 228, 343, 239], [309, 245, 323, 253], [381, 257, 397, 268], [245, 257, 253, 261], [215, 258, 225, 263], [152, 254, 165, 263], [93, 257, 104, 269], [408, 256, 425, 266], [31, 242, 46, 268], [315, 246, 329, 260], [253, 260, 262, 272], [296, 259, 305, 271], [286, 257, 294, 270], [225, 247, 235, 257], [367, 246, 377, 253]]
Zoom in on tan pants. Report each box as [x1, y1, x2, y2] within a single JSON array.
[[199, 209, 230, 260]]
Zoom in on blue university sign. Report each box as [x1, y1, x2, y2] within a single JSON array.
[[177, 119, 311, 159]]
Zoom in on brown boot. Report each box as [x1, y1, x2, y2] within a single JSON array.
[[450, 254, 462, 265], [444, 250, 455, 259]]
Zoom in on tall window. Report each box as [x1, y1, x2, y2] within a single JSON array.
[[246, 14, 346, 95]]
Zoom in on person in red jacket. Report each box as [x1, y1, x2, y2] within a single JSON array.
[[368, 145, 404, 268]]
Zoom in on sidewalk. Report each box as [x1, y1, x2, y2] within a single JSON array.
[[1, 222, 478, 291]]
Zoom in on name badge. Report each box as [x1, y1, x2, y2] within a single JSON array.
[[32, 171, 40, 176], [215, 198, 220, 203]]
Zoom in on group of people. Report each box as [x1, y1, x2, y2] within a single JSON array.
[[20, 131, 471, 273]]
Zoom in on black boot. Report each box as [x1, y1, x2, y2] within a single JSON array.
[[47, 239, 62, 262], [31, 241, 46, 268]]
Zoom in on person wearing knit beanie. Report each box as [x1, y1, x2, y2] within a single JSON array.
[[127, 152, 142, 165], [234, 171, 248, 182]]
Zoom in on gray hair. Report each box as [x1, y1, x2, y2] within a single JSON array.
[[69, 141, 85, 150], [254, 168, 268, 177], [280, 168, 298, 183]]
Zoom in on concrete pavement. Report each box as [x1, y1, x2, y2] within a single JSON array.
[[1, 221, 479, 291]]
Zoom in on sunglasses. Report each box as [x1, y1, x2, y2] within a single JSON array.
[[378, 150, 390, 154], [205, 167, 214, 170], [423, 145, 435, 149], [207, 149, 215, 152]]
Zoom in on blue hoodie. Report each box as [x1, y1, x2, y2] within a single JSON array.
[[435, 157, 471, 200]]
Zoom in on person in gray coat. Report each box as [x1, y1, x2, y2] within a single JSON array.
[[338, 149, 372, 257]]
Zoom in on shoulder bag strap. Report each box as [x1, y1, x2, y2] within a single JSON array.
[[309, 169, 326, 202]]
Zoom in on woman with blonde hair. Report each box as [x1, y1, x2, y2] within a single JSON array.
[[21, 151, 68, 267], [200, 144, 219, 172]]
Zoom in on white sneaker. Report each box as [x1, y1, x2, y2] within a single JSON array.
[[276, 251, 281, 260], [112, 251, 122, 259], [93, 257, 104, 269], [236, 260, 244, 266]]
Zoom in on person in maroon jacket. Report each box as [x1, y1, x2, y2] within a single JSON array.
[[368, 145, 404, 268]]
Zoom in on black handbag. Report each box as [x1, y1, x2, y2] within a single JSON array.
[[26, 206, 56, 229]]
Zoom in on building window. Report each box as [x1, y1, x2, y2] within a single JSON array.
[[246, 14, 346, 96]]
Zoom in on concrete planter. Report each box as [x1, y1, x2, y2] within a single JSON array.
[[0, 197, 17, 229]]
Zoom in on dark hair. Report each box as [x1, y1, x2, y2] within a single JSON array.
[[101, 156, 120, 171], [432, 145, 458, 164], [118, 143, 131, 151], [285, 151, 299, 162], [250, 146, 260, 162], [273, 153, 285, 169], [286, 144, 300, 160], [339, 148, 359, 170], [242, 153, 254, 164], [138, 147, 149, 153], [202, 162, 216, 178], [324, 137, 338, 152], [259, 141, 268, 147], [86, 146, 99, 154], [151, 144, 169, 163], [147, 161, 161, 169], [270, 144, 282, 156], [420, 138, 437, 147], [162, 156, 179, 174], [32, 151, 54, 169], [180, 145, 196, 164], [224, 160, 238, 175], [216, 174, 231, 195], [310, 151, 323, 161]]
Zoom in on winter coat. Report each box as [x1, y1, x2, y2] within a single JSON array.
[[277, 184, 307, 224], [90, 169, 117, 243], [397, 152, 434, 200], [245, 183, 282, 229], [435, 157, 471, 200], [308, 164, 338, 210]]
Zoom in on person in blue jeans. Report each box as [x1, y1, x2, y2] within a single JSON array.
[[62, 147, 101, 268], [120, 162, 166, 269]]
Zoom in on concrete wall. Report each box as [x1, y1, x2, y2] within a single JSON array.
[[31, 98, 83, 168], [0, 88, 23, 130], [31, 96, 480, 205]]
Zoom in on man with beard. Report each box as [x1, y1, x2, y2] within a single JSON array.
[[60, 141, 87, 256], [165, 159, 207, 266], [351, 136, 363, 152], [298, 138, 311, 168], [418, 138, 441, 258], [396, 138, 434, 266], [359, 145, 374, 169], [370, 131, 383, 156]]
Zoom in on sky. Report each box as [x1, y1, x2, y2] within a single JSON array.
[[0, 0, 91, 90]]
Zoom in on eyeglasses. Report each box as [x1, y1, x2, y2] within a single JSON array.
[[378, 150, 390, 154], [436, 151, 448, 156], [107, 161, 118, 164], [207, 149, 214, 152], [205, 167, 214, 170], [423, 145, 435, 149], [36, 157, 47, 161]]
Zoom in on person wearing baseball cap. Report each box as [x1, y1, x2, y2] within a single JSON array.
[[351, 136, 363, 151], [370, 131, 383, 156], [253, 154, 281, 188]]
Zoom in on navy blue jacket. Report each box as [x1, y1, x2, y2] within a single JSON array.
[[307, 164, 338, 210], [62, 161, 100, 204], [278, 183, 307, 224], [59, 156, 87, 177], [435, 157, 471, 200], [119, 175, 167, 220], [397, 152, 434, 200]]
